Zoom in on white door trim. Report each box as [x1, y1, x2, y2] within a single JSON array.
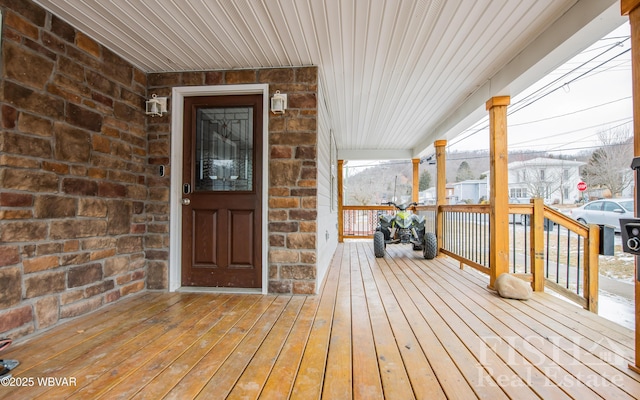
[[168, 84, 269, 294]]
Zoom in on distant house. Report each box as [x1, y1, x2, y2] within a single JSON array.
[[507, 158, 585, 204], [419, 187, 436, 205], [451, 180, 488, 204], [446, 184, 456, 204]]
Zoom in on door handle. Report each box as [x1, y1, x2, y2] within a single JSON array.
[[182, 198, 191, 206]]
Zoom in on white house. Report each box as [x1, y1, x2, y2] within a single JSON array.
[[507, 157, 585, 204]]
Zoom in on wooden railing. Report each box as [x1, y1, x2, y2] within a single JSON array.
[[341, 205, 395, 239], [340, 205, 436, 240], [438, 205, 490, 275], [339, 200, 599, 311]]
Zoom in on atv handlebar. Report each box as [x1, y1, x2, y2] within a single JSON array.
[[382, 201, 419, 210]]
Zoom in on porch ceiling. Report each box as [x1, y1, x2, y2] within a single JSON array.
[[33, 0, 625, 159]]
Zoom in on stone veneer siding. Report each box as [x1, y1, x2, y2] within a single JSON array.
[[0, 0, 318, 341], [147, 67, 318, 295], [0, 0, 153, 338]]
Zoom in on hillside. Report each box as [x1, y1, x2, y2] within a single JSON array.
[[343, 150, 589, 205]]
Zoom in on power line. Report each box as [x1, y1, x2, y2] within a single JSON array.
[[448, 36, 631, 149], [446, 141, 631, 161], [508, 96, 631, 127], [509, 117, 632, 147], [509, 36, 629, 109], [508, 46, 631, 115]]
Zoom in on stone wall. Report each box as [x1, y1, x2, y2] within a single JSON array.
[[147, 68, 318, 294], [0, 0, 319, 340], [0, 0, 150, 338]]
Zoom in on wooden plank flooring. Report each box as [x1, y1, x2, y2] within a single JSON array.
[[1, 241, 638, 399]]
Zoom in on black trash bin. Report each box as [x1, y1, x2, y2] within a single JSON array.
[[598, 224, 615, 256]]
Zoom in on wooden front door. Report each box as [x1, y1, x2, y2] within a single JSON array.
[[181, 94, 262, 288]]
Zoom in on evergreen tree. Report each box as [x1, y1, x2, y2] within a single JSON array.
[[419, 171, 432, 190], [456, 161, 475, 182]]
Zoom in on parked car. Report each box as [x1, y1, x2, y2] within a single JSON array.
[[568, 198, 634, 233]]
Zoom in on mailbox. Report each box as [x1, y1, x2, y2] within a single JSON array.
[[598, 224, 615, 256]]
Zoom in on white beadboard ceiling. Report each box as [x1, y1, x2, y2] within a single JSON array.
[[33, 0, 624, 159]]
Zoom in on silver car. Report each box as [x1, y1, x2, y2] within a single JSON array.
[[569, 198, 634, 232]]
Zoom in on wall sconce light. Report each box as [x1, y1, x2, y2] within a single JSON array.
[[270, 90, 287, 114], [146, 94, 168, 116]]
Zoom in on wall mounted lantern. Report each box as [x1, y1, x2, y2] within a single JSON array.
[[146, 94, 168, 116], [270, 90, 287, 114]]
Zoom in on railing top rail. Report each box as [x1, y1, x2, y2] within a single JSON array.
[[342, 205, 395, 211], [508, 203, 533, 214], [543, 205, 589, 237], [415, 205, 437, 212], [344, 204, 438, 212], [440, 204, 490, 213]]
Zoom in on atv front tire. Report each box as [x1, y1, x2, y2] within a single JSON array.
[[423, 232, 437, 260], [373, 231, 386, 258]]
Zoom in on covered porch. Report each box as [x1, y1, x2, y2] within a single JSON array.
[[2, 242, 637, 399], [1, 0, 640, 393]]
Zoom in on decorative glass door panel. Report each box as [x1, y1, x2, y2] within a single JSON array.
[[195, 107, 253, 192]]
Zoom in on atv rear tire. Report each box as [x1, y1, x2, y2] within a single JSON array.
[[423, 232, 437, 260], [373, 231, 386, 258]]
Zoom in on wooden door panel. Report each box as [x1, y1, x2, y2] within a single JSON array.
[[228, 209, 254, 266], [192, 209, 218, 266]]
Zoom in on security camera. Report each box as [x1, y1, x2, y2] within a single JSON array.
[[620, 219, 640, 255]]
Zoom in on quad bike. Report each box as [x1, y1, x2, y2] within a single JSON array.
[[373, 201, 437, 259]]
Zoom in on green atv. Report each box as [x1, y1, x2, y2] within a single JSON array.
[[373, 201, 437, 259]]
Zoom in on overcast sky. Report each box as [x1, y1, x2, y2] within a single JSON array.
[[447, 22, 632, 155]]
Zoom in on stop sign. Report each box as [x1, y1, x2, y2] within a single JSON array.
[[577, 181, 587, 191]]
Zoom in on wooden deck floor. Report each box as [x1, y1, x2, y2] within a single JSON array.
[[2, 242, 639, 399]]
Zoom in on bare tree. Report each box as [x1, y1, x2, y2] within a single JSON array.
[[347, 182, 376, 205], [521, 164, 563, 201], [581, 127, 633, 198]]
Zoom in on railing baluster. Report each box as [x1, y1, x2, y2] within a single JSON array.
[[464, 212, 468, 260], [455, 212, 458, 255], [566, 230, 571, 289], [546, 224, 551, 278], [524, 218, 528, 274], [512, 214, 516, 273], [443, 211, 447, 250], [556, 223, 561, 284], [488, 213, 491, 267], [484, 213, 488, 266], [577, 237, 581, 295], [457, 212, 460, 256], [474, 213, 479, 264]]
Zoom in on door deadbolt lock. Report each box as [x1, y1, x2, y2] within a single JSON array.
[[181, 198, 191, 206]]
